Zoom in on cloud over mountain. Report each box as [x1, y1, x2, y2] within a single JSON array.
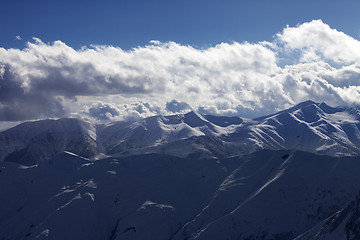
[[1, 20, 360, 122]]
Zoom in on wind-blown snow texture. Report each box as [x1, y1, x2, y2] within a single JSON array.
[[1, 100, 360, 240]]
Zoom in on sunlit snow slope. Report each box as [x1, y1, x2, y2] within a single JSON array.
[[1, 100, 360, 166]]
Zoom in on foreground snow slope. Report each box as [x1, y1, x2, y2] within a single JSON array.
[[295, 192, 360, 240], [1, 150, 360, 240], [1, 100, 360, 166]]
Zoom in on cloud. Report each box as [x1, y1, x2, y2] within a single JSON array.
[[166, 100, 191, 113], [277, 19, 360, 64], [1, 20, 360, 123], [78, 101, 161, 122], [84, 102, 120, 121], [0, 64, 65, 121]]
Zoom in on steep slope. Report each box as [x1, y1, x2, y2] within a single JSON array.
[[295, 192, 360, 240], [170, 150, 360, 240], [1, 151, 360, 240]]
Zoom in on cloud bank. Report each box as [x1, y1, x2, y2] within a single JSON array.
[[1, 20, 360, 122]]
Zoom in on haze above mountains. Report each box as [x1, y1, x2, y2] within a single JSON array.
[[1, 100, 360, 240]]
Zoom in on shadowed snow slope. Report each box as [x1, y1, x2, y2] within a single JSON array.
[[1, 151, 360, 240], [295, 192, 360, 240], [1, 101, 360, 166]]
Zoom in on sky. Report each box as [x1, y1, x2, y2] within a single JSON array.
[[1, 0, 360, 128]]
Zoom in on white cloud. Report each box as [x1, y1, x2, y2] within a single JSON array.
[[277, 19, 360, 64], [1, 20, 360, 123]]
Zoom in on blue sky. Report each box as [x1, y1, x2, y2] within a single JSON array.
[[1, 0, 360, 127], [2, 0, 360, 49]]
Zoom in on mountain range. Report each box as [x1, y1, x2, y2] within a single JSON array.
[[1, 100, 360, 166], [1, 100, 360, 240]]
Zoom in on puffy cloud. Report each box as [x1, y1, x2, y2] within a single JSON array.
[[0, 38, 279, 121], [78, 101, 161, 123], [84, 102, 120, 121], [122, 102, 161, 121], [277, 19, 360, 64], [166, 100, 191, 113], [0, 64, 65, 121], [1, 20, 360, 124]]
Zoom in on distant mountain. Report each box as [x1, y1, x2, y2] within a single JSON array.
[[245, 100, 360, 156], [0, 118, 97, 165], [1, 100, 360, 166]]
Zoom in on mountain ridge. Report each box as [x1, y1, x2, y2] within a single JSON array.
[[1, 100, 360, 166]]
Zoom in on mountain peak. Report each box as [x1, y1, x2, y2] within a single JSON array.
[[183, 111, 209, 128], [184, 110, 202, 117], [284, 100, 319, 113], [295, 103, 324, 122]]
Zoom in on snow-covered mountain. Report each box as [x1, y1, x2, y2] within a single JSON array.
[[2, 100, 360, 240], [1, 100, 360, 166], [247, 101, 360, 156], [0, 118, 97, 165]]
